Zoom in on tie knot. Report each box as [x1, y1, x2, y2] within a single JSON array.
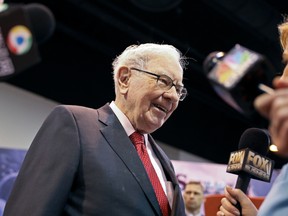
[[129, 131, 145, 146]]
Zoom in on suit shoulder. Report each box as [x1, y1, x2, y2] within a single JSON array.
[[52, 105, 96, 114], [51, 105, 109, 122]]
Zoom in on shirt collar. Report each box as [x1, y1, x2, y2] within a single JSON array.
[[109, 101, 148, 142]]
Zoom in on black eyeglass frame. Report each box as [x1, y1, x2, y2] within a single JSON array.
[[130, 67, 187, 101]]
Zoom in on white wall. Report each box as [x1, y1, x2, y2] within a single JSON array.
[[0, 82, 210, 162], [0, 82, 57, 149]]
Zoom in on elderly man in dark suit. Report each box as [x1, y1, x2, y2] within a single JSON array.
[[3, 43, 188, 216]]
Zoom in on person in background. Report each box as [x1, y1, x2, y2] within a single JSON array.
[[183, 181, 205, 216], [216, 18, 288, 216], [3, 43, 189, 216]]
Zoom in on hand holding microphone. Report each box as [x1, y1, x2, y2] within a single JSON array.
[[225, 128, 274, 215], [217, 128, 273, 216]]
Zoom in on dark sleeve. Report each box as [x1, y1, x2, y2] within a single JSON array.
[[3, 105, 80, 216]]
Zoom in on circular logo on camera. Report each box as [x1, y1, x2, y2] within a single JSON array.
[[6, 25, 33, 55]]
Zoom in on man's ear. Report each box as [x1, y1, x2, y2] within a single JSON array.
[[117, 67, 131, 93]]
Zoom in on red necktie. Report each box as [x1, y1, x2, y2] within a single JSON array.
[[130, 131, 171, 216]]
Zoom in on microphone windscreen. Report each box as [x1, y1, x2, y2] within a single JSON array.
[[238, 128, 271, 155], [24, 3, 55, 44]]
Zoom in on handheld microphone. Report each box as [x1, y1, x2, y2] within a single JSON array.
[[226, 128, 274, 214], [203, 44, 275, 119], [0, 3, 55, 80]]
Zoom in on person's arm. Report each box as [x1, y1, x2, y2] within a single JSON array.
[[3, 105, 80, 216], [216, 186, 258, 216]]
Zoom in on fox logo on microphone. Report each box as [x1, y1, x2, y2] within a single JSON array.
[[227, 148, 274, 182]]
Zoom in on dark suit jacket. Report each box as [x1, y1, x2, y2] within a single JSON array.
[[4, 104, 185, 216]]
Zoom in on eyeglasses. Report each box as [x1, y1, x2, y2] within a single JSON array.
[[130, 67, 187, 101]]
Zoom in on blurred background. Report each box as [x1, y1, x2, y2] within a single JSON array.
[[3, 0, 288, 168]]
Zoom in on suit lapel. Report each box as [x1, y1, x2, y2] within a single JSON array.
[[98, 104, 162, 215], [148, 135, 185, 216], [148, 135, 178, 184]]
